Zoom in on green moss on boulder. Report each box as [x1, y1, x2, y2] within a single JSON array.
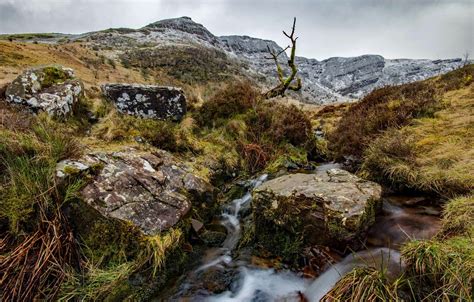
[[249, 169, 382, 263]]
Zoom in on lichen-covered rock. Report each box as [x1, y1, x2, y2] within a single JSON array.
[[5, 66, 84, 117], [56, 147, 214, 235], [102, 83, 187, 121], [251, 169, 382, 257]]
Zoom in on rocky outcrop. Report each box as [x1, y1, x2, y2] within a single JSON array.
[[57, 147, 214, 235], [144, 16, 221, 46], [251, 169, 382, 257], [102, 83, 187, 121], [5, 66, 84, 117]]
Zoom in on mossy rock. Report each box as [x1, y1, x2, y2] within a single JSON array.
[[248, 169, 382, 262]]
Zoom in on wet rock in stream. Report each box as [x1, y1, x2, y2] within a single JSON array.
[[250, 169, 382, 262]]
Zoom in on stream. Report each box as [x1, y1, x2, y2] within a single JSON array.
[[157, 164, 441, 301]]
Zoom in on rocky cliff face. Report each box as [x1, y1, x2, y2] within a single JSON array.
[[78, 17, 464, 104], [220, 35, 464, 103]]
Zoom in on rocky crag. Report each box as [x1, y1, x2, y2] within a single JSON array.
[[22, 16, 463, 104]]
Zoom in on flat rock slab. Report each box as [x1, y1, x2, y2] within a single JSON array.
[[102, 83, 186, 121], [5, 66, 83, 117], [252, 169, 382, 250], [57, 148, 213, 235]]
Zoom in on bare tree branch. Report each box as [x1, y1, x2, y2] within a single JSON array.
[[262, 17, 302, 100]]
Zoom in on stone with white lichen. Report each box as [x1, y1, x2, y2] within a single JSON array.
[[5, 65, 84, 118], [101, 83, 187, 121]]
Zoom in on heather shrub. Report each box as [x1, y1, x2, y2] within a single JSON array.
[[328, 81, 439, 159], [195, 81, 258, 127]]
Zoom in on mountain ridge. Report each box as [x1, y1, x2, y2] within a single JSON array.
[[1, 16, 465, 104]]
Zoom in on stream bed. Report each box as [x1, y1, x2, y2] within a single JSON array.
[[157, 165, 441, 301]]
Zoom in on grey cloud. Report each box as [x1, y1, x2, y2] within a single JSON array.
[[0, 0, 472, 59]]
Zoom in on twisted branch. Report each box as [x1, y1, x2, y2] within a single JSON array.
[[263, 17, 302, 99]]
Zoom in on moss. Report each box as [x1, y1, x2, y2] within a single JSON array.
[[41, 66, 70, 88], [265, 144, 309, 174], [68, 199, 144, 265], [63, 198, 190, 301]]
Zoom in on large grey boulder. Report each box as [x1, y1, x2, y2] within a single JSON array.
[[251, 169, 382, 255], [102, 83, 187, 121], [5, 66, 84, 117], [56, 147, 214, 235]]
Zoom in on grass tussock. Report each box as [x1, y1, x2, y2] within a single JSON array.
[[322, 267, 403, 302], [402, 236, 473, 301], [327, 195, 474, 301], [58, 228, 184, 301], [93, 110, 183, 152], [400, 195, 473, 301], [0, 114, 80, 233], [0, 112, 83, 300], [439, 195, 474, 237]]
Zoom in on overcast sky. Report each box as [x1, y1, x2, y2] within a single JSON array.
[[0, 0, 472, 59]]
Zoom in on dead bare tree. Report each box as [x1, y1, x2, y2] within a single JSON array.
[[463, 51, 470, 66], [262, 17, 302, 100]]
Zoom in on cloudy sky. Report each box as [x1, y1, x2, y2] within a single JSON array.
[[0, 0, 472, 60]]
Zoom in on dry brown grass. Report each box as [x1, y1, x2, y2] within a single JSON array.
[[361, 84, 474, 196]]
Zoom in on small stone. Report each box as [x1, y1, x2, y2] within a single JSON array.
[[191, 218, 204, 233]]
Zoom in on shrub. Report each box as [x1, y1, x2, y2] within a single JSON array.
[[195, 81, 258, 127], [240, 102, 312, 173], [244, 102, 311, 147]]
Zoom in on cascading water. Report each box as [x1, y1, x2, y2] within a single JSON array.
[[160, 171, 441, 301]]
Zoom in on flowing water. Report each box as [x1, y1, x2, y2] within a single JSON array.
[[159, 166, 441, 301]]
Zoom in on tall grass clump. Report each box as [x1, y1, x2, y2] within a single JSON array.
[[401, 195, 473, 301], [58, 228, 185, 301], [93, 111, 182, 152], [322, 267, 403, 302], [0, 113, 82, 300]]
